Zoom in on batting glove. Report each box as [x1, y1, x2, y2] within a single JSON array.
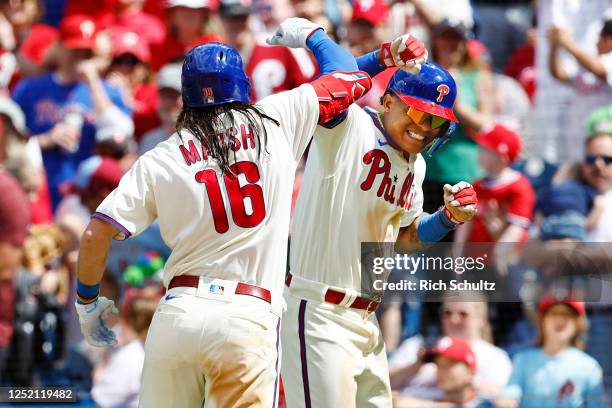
[[266, 17, 324, 49], [380, 34, 428, 74], [443, 181, 478, 224], [75, 297, 119, 348]]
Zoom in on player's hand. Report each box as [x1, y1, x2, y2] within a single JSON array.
[[75, 297, 119, 348], [380, 34, 428, 74], [266, 17, 324, 49], [443, 182, 477, 224]]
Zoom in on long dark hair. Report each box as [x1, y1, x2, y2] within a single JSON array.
[[176, 102, 280, 174]]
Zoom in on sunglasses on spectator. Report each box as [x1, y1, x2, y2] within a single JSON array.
[[407, 106, 448, 129], [584, 154, 612, 165]]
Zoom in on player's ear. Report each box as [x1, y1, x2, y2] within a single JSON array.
[[382, 93, 394, 113]]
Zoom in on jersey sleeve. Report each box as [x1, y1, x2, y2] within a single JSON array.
[[256, 83, 319, 161], [400, 155, 426, 228], [506, 176, 535, 229], [94, 154, 157, 240]]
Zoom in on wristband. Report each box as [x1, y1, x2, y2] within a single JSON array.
[[417, 207, 457, 243], [77, 280, 100, 304]]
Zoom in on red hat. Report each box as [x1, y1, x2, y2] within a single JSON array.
[[539, 294, 585, 316], [112, 29, 151, 64], [351, 0, 389, 27], [474, 124, 522, 163], [426, 337, 477, 372], [61, 156, 123, 196], [60, 15, 98, 50]]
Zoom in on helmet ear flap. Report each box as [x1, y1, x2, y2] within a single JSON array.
[[425, 121, 456, 156]]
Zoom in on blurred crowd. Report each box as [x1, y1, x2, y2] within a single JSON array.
[[0, 0, 611, 407]]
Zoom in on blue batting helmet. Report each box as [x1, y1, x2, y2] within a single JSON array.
[[386, 62, 458, 155], [182, 42, 251, 108]]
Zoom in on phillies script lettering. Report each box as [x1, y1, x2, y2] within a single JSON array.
[[360, 149, 416, 208]]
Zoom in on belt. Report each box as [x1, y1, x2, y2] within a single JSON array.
[[285, 274, 380, 313], [169, 275, 271, 304]]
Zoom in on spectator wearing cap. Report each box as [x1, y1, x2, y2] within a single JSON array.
[[390, 293, 512, 400], [498, 296, 603, 408], [345, 0, 389, 57], [150, 0, 224, 71], [394, 337, 494, 408], [548, 111, 612, 242], [421, 19, 495, 226], [454, 124, 535, 245], [11, 14, 130, 211], [139, 63, 181, 155], [107, 28, 158, 139], [219, 0, 317, 101], [582, 106, 612, 242]]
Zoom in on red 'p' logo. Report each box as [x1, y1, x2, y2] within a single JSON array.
[[436, 84, 450, 103]]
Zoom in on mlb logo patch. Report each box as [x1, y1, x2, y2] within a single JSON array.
[[202, 87, 215, 104], [209, 284, 225, 296]]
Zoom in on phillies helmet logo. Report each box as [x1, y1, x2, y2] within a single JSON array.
[[436, 84, 450, 103], [202, 87, 214, 103]]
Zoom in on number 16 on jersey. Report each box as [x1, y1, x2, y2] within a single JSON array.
[[195, 161, 266, 233]]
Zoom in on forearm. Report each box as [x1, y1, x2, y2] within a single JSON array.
[[453, 99, 493, 133], [356, 50, 386, 77], [76, 219, 117, 302], [396, 208, 458, 253], [306, 29, 358, 74], [549, 44, 570, 82], [389, 362, 422, 390], [85, 74, 113, 116], [564, 41, 608, 80], [395, 216, 426, 254], [497, 224, 526, 243]]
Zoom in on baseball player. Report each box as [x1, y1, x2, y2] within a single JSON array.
[[74, 41, 372, 407], [268, 19, 478, 407]]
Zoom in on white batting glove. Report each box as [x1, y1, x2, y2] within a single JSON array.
[[75, 297, 119, 348], [380, 34, 428, 74], [443, 181, 478, 224], [266, 17, 325, 49]]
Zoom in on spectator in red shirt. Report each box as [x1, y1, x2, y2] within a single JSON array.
[[110, 0, 166, 49], [455, 124, 535, 245]]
